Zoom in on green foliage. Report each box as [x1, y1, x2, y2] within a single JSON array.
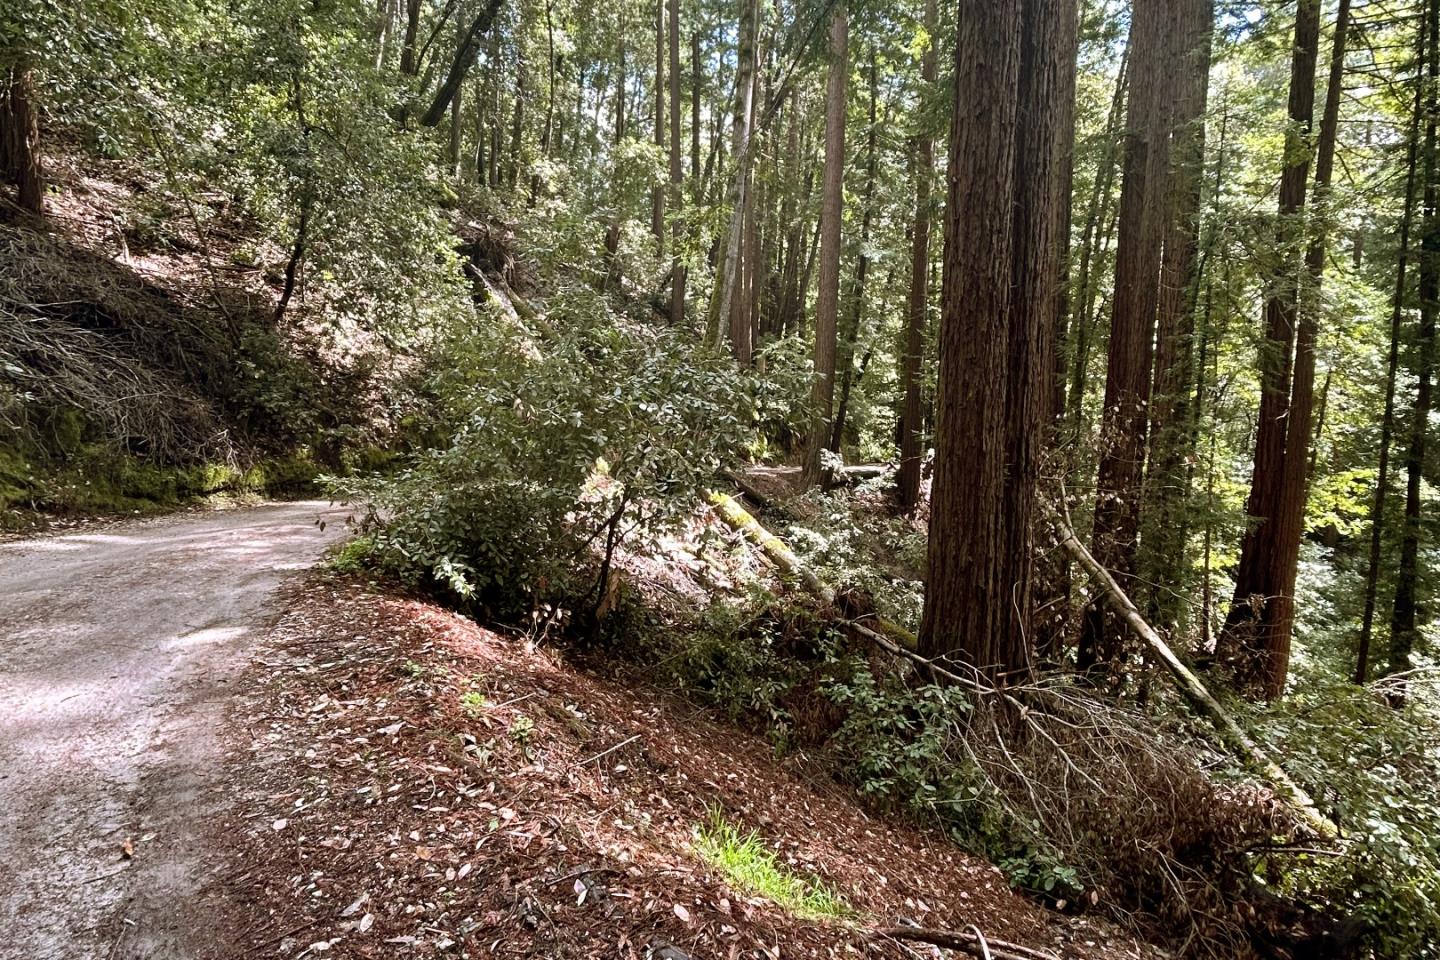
[[1250, 677, 1440, 958], [338, 287, 752, 621], [822, 665, 1079, 900], [327, 535, 377, 574], [693, 810, 850, 919]]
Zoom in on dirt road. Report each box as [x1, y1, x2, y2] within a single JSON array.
[[0, 502, 350, 960]]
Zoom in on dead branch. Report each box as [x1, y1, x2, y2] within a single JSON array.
[[873, 926, 1059, 960], [1046, 506, 1338, 841]]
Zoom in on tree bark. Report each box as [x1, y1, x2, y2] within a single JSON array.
[[830, 48, 879, 453], [1079, 0, 1176, 674], [800, 4, 847, 489], [1217, 0, 1324, 698], [1139, 0, 1214, 633], [1391, 0, 1439, 681], [713, 0, 760, 357], [400, 0, 422, 74], [420, 0, 505, 126], [653, 0, 666, 249], [919, 0, 1074, 679], [1065, 50, 1128, 441], [1357, 19, 1426, 684], [1, 67, 43, 216], [668, 0, 686, 324]]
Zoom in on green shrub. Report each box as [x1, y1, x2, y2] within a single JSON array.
[[334, 286, 751, 625], [1251, 675, 1440, 958]]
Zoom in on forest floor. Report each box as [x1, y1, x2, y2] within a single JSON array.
[[0, 500, 1161, 960], [224, 576, 1163, 959]]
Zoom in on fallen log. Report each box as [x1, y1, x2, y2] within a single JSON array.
[[706, 490, 833, 603], [1048, 507, 1338, 841], [706, 489, 921, 651]]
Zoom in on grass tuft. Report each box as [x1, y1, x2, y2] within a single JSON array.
[[693, 810, 850, 920]]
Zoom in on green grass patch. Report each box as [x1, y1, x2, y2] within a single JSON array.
[[693, 811, 850, 920]]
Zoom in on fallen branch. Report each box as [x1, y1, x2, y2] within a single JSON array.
[[872, 925, 1059, 960], [1047, 506, 1338, 841], [708, 484, 1338, 842], [707, 488, 921, 652], [706, 490, 834, 603]]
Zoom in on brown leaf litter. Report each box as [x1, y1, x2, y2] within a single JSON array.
[[223, 575, 1164, 959]]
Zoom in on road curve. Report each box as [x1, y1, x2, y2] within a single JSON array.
[[0, 501, 350, 960]]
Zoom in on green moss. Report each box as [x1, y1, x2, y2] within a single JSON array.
[[42, 407, 87, 458], [240, 450, 318, 494], [178, 462, 242, 495]]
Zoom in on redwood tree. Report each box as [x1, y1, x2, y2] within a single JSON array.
[[920, 0, 1076, 678], [897, 0, 938, 513], [1391, 0, 1438, 680], [1218, 0, 1326, 698], [1079, 0, 1176, 672]]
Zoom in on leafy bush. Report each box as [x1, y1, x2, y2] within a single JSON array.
[[336, 285, 751, 625], [1251, 674, 1440, 958]]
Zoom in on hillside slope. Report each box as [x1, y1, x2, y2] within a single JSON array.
[[227, 575, 1157, 959]]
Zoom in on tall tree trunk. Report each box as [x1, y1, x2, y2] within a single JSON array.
[[420, 0, 504, 126], [450, 76, 464, 175], [653, 0, 666, 247], [668, 0, 686, 323], [1250, 0, 1352, 698], [542, 0, 557, 156], [400, 0, 422, 74], [830, 48, 879, 454], [920, 0, 1075, 678], [897, 0, 938, 513], [691, 30, 703, 191], [1218, 0, 1324, 698], [1, 67, 43, 216], [1357, 20, 1426, 684], [1032, 0, 1081, 660], [713, 0, 760, 357], [1391, 0, 1439, 682], [1066, 49, 1129, 441], [1139, 0, 1214, 634], [509, 59, 525, 187], [800, 4, 848, 489], [1080, 0, 1176, 674]]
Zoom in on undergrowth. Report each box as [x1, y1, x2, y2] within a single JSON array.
[[693, 810, 850, 920]]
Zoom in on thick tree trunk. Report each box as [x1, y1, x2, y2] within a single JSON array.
[[800, 5, 848, 489], [1218, 0, 1324, 698], [1, 67, 43, 216], [653, 0, 666, 248], [920, 0, 1074, 679], [1080, 0, 1176, 673], [897, 0, 938, 513], [1248, 0, 1352, 699], [1391, 0, 1439, 681], [1357, 22, 1425, 684]]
